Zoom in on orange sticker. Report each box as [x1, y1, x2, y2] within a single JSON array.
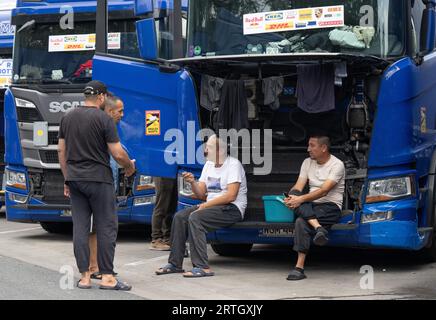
[[146, 110, 161, 136]]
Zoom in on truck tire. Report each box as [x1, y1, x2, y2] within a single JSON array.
[[40, 222, 73, 234], [421, 233, 436, 262], [211, 243, 253, 257]]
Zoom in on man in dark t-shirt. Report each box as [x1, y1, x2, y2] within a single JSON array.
[[58, 80, 135, 291]]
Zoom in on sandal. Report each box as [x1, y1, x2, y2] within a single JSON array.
[[155, 263, 185, 275], [99, 279, 132, 291], [183, 267, 215, 278], [77, 280, 92, 289]]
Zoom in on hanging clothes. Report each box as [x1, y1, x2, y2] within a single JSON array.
[[296, 64, 335, 114], [216, 80, 249, 131], [200, 75, 225, 111], [262, 76, 284, 111]]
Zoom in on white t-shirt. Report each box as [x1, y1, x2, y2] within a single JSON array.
[[199, 157, 248, 217], [299, 155, 345, 209]]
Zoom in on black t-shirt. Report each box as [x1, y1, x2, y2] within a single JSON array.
[[59, 106, 120, 184]]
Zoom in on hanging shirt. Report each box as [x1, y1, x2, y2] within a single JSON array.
[[296, 64, 336, 114]]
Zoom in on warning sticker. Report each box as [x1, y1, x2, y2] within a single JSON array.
[[48, 33, 121, 52], [243, 5, 344, 35], [146, 110, 161, 136]]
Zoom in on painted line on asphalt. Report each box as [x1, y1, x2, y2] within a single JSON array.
[[0, 227, 42, 235], [125, 255, 168, 267]]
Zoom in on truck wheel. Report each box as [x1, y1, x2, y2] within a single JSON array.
[[421, 233, 436, 262], [211, 243, 253, 257], [40, 222, 72, 234]]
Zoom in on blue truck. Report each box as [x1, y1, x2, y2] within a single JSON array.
[[5, 0, 156, 233], [0, 0, 15, 204], [94, 0, 436, 261]]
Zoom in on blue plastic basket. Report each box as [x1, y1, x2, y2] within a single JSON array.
[[262, 195, 295, 223]]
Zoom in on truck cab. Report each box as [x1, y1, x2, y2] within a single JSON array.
[[5, 0, 156, 233]]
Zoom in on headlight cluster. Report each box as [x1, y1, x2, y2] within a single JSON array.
[[6, 170, 27, 190], [366, 176, 414, 204], [178, 174, 194, 198], [136, 175, 154, 191]]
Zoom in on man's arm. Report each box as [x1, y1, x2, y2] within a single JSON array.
[[287, 180, 338, 209], [197, 182, 240, 210], [57, 138, 70, 197], [290, 176, 308, 193], [181, 172, 207, 200], [107, 142, 135, 177], [58, 138, 67, 179]]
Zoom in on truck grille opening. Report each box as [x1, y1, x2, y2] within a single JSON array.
[[39, 150, 59, 164], [48, 132, 59, 145], [16, 107, 43, 123]]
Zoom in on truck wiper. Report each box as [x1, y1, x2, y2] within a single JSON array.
[[40, 79, 73, 85]]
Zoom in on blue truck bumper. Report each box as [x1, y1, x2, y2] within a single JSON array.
[[6, 191, 155, 224], [178, 201, 428, 251]]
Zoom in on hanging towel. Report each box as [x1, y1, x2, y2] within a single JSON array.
[[216, 80, 249, 131], [296, 64, 335, 114]]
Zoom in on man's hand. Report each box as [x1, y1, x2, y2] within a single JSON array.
[[125, 159, 136, 177], [64, 184, 70, 198], [285, 195, 304, 209], [193, 203, 207, 212], [182, 172, 195, 184]]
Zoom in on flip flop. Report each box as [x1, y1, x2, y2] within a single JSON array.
[[183, 267, 215, 278], [77, 280, 92, 289], [99, 279, 132, 291], [155, 263, 185, 275]]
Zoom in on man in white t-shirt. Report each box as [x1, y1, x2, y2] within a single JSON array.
[[284, 136, 345, 281], [155, 135, 247, 278]]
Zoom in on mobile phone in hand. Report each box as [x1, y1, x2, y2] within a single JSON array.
[[283, 192, 290, 198]]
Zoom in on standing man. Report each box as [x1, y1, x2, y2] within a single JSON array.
[[58, 80, 135, 290], [88, 95, 125, 279], [150, 177, 178, 251], [155, 135, 247, 277], [284, 136, 345, 281]]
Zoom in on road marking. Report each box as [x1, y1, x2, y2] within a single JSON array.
[[0, 227, 42, 235], [125, 255, 168, 267]]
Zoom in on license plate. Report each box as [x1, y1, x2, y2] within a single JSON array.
[[259, 228, 294, 238], [61, 209, 72, 217]]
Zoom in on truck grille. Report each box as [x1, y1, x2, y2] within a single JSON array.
[[48, 132, 59, 145], [16, 107, 43, 123], [39, 150, 59, 164], [42, 170, 69, 204]]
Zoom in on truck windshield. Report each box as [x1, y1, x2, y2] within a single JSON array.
[[13, 19, 139, 84], [184, 0, 405, 59]]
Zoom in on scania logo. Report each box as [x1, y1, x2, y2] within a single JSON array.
[[49, 101, 85, 113]]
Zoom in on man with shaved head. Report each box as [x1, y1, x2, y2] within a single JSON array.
[[155, 134, 247, 278]]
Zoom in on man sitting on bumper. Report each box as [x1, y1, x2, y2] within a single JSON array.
[[285, 136, 345, 281]]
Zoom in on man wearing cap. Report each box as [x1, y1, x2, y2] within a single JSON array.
[[58, 80, 135, 291]]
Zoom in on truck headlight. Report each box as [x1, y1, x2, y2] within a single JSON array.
[[178, 174, 194, 198], [361, 211, 394, 224], [136, 175, 154, 191], [5, 169, 27, 190], [366, 176, 414, 204], [15, 98, 37, 109]]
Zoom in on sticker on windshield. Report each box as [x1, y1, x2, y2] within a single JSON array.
[[0, 59, 13, 88], [48, 33, 121, 52], [51, 69, 63, 80], [243, 5, 344, 35]]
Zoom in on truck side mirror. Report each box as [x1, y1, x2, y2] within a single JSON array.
[[136, 18, 158, 60], [420, 3, 436, 54], [135, 0, 153, 16]]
